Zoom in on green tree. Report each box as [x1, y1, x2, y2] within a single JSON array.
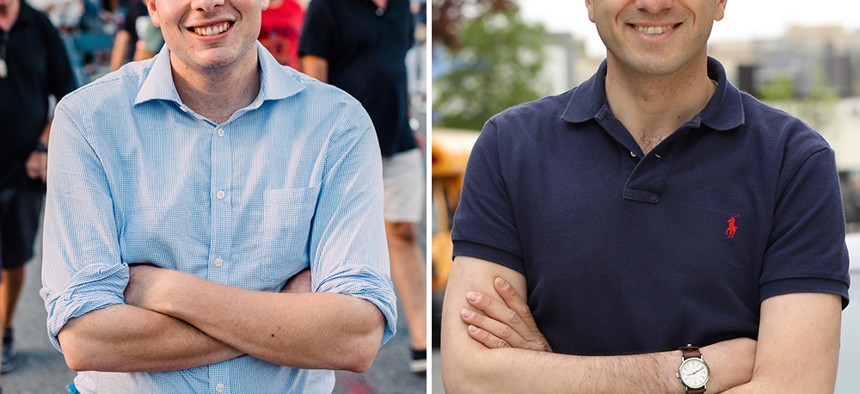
[[434, 11, 547, 130], [759, 70, 837, 131]]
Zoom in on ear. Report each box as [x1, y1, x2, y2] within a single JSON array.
[[261, 0, 270, 11], [145, 0, 161, 27], [714, 0, 727, 21], [585, 0, 596, 23]]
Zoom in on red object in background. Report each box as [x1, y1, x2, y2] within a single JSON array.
[[260, 0, 305, 70]]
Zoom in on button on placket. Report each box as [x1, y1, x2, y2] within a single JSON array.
[[216, 383, 225, 392], [209, 122, 232, 287]]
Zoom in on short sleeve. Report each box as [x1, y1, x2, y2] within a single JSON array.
[[760, 146, 851, 308], [298, 0, 333, 60], [451, 120, 526, 274]]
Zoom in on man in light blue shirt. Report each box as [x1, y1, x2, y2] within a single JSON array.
[[40, 0, 397, 392]]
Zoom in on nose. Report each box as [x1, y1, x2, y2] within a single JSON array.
[[633, 0, 673, 14], [191, 0, 225, 13]]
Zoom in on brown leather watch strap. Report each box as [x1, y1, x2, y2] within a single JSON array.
[[680, 344, 702, 360]]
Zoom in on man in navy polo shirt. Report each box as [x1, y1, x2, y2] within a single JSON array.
[[441, 1, 850, 392]]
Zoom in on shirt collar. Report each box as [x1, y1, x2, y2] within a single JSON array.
[[135, 41, 305, 108], [561, 56, 745, 131]]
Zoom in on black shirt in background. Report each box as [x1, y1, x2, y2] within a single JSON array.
[[299, 0, 416, 157], [0, 3, 76, 190]]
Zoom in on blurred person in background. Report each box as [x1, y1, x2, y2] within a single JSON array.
[[258, 0, 303, 69], [108, 0, 160, 70], [300, 0, 427, 373], [28, 0, 84, 84], [0, 0, 76, 381]]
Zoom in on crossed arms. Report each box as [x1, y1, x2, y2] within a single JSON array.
[[58, 267, 385, 373], [441, 256, 842, 393]]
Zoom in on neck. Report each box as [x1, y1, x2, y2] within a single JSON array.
[[0, 0, 20, 31], [604, 55, 716, 153], [170, 51, 262, 124]]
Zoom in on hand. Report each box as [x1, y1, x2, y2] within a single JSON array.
[[280, 269, 312, 294], [124, 264, 175, 312], [25, 151, 48, 182], [459, 276, 552, 352]]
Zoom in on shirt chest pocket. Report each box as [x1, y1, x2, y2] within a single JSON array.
[[258, 185, 321, 286]]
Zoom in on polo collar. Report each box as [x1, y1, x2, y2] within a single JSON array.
[[561, 57, 745, 131], [135, 41, 305, 108]]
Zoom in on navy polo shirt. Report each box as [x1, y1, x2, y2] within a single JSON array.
[[299, 0, 416, 157], [452, 57, 850, 356]]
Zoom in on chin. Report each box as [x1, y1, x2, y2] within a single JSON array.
[[624, 53, 691, 76]]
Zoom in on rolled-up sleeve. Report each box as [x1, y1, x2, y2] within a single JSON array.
[[40, 103, 128, 352], [309, 101, 397, 346]]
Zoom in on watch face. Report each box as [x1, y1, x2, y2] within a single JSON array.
[[679, 358, 709, 389]]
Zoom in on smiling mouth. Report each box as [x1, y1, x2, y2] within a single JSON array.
[[630, 23, 682, 36], [190, 21, 232, 37]]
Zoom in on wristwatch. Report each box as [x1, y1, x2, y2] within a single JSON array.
[[677, 344, 709, 393], [34, 141, 48, 153]]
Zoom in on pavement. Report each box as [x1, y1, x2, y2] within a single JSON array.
[[2, 246, 426, 393]]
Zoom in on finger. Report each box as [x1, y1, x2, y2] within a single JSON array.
[[460, 307, 527, 349], [466, 323, 510, 349], [493, 277, 540, 332], [466, 290, 528, 340]]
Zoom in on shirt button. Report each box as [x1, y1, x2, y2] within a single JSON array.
[[216, 190, 225, 199], [216, 383, 225, 392], [179, 105, 189, 112], [217, 128, 225, 137], [214, 257, 223, 267], [629, 151, 637, 158]]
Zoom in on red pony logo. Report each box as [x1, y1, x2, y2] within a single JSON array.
[[726, 215, 740, 238]]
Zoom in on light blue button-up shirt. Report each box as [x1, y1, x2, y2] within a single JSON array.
[[40, 42, 396, 393]]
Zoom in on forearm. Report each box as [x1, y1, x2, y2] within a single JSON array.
[[109, 31, 130, 71], [301, 55, 328, 82], [154, 272, 385, 372], [58, 304, 242, 372], [722, 293, 842, 394], [444, 344, 680, 393], [443, 339, 749, 393], [41, 118, 52, 143]]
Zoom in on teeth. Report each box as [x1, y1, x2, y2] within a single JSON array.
[[194, 22, 230, 36], [635, 25, 673, 35]]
